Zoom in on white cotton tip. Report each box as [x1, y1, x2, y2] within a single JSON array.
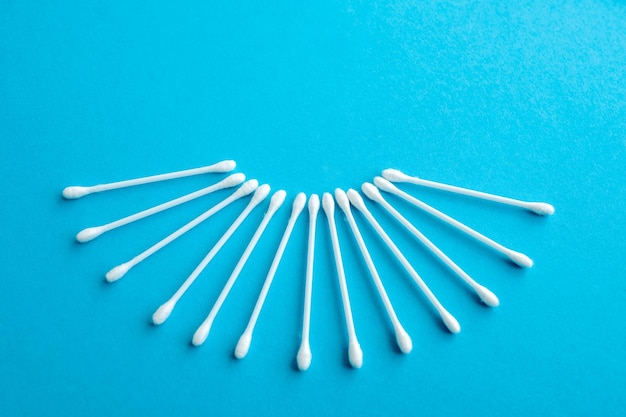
[[234, 331, 252, 359], [221, 172, 246, 188], [348, 340, 363, 369], [235, 180, 259, 197], [475, 285, 500, 307], [526, 202, 555, 216], [192, 322, 212, 346], [441, 310, 461, 334], [334, 188, 350, 212], [395, 326, 413, 354], [267, 190, 287, 214], [292, 192, 307, 215], [308, 194, 320, 214], [251, 184, 271, 203], [347, 189, 367, 211], [152, 300, 175, 325], [62, 186, 90, 199], [361, 182, 384, 202], [322, 192, 335, 216], [373, 176, 399, 193], [507, 250, 534, 268], [296, 343, 312, 371], [212, 160, 237, 172], [75, 226, 104, 243], [381, 168, 413, 183], [105, 263, 131, 282]]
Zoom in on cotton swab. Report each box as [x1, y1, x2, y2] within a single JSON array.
[[105, 180, 258, 282], [382, 168, 555, 216], [335, 189, 413, 354], [347, 189, 461, 334], [374, 177, 534, 268], [322, 192, 363, 369], [76, 173, 246, 243], [296, 194, 320, 371], [234, 193, 307, 360], [152, 184, 271, 325], [361, 183, 499, 307], [63, 160, 236, 199], [192, 190, 287, 346]]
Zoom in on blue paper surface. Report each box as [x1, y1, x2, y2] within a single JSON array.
[[1, 1, 625, 416]]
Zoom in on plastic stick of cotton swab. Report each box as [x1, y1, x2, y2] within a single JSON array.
[[322, 192, 363, 368], [361, 183, 499, 307], [192, 190, 287, 345], [374, 177, 534, 268], [105, 180, 258, 282], [335, 189, 412, 354], [63, 160, 236, 199], [296, 194, 320, 371], [382, 168, 555, 216], [234, 193, 307, 360], [347, 189, 460, 334], [76, 173, 246, 243], [152, 185, 271, 325]]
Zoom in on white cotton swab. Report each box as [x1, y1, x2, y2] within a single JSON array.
[[361, 183, 499, 307], [105, 180, 258, 282], [335, 189, 413, 354], [152, 184, 271, 325], [76, 173, 246, 243], [374, 177, 534, 268], [296, 194, 320, 371], [63, 160, 236, 199], [347, 189, 461, 334], [322, 192, 363, 369], [382, 168, 555, 216], [192, 190, 287, 346], [234, 193, 307, 360]]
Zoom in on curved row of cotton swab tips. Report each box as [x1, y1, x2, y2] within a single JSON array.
[[63, 161, 554, 371]]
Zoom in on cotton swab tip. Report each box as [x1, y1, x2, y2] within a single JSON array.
[[308, 193, 320, 213], [507, 250, 534, 268], [296, 343, 312, 371], [334, 188, 350, 212], [475, 285, 500, 307], [75, 227, 104, 243], [268, 190, 287, 213], [348, 340, 363, 369], [381, 168, 413, 183], [361, 182, 384, 202], [322, 192, 335, 215], [237, 180, 259, 197], [234, 332, 252, 359], [292, 192, 307, 214], [395, 327, 413, 354], [192, 323, 211, 346], [441, 310, 461, 334], [251, 184, 271, 203], [347, 189, 367, 211], [62, 186, 90, 199], [211, 160, 237, 172], [152, 300, 175, 325], [105, 263, 131, 282], [222, 172, 246, 187], [526, 202, 555, 216]]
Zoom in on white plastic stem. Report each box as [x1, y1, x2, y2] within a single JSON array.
[[234, 193, 307, 360], [361, 183, 499, 307], [322, 193, 363, 368], [191, 190, 287, 346], [347, 189, 460, 334], [76, 173, 245, 243], [152, 184, 271, 325], [63, 160, 236, 199], [335, 189, 413, 354], [374, 177, 533, 268], [104, 180, 258, 282], [296, 194, 320, 371], [382, 168, 555, 215]]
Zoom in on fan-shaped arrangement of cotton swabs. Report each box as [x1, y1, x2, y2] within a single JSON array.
[[63, 160, 554, 370]]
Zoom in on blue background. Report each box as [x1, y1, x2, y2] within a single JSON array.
[[1, 1, 625, 416]]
